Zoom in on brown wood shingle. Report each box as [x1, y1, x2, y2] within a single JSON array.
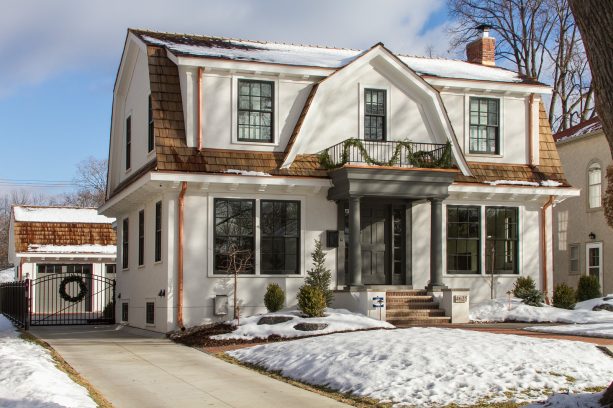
[[13, 222, 116, 253]]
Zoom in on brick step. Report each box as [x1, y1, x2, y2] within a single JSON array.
[[386, 309, 446, 318], [386, 290, 427, 297], [386, 301, 439, 310], [386, 295, 434, 303], [388, 316, 452, 326]]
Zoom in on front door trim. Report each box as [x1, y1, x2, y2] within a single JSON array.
[[585, 241, 604, 286]]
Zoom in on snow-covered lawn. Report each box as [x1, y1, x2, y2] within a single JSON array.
[[525, 391, 605, 408], [575, 296, 613, 311], [470, 298, 613, 324], [0, 315, 96, 408], [525, 323, 613, 339], [213, 308, 392, 340], [228, 327, 613, 407]]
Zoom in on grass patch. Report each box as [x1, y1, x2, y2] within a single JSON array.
[[20, 331, 113, 408]]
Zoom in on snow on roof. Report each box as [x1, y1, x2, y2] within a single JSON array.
[[133, 30, 531, 84], [27, 244, 117, 255], [13, 206, 114, 224], [554, 117, 602, 143], [0, 267, 15, 283]]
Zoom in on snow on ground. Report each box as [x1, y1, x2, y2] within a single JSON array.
[[228, 327, 613, 407], [575, 295, 613, 311], [470, 298, 613, 324], [212, 308, 393, 340], [0, 267, 15, 283], [525, 323, 613, 339], [13, 206, 113, 224], [526, 391, 605, 408], [0, 315, 96, 408]]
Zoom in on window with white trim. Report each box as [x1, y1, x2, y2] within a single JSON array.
[[588, 162, 602, 208], [486, 207, 518, 274], [364, 89, 387, 141], [569, 244, 579, 274], [237, 79, 274, 143], [447, 206, 481, 275], [469, 97, 499, 154]]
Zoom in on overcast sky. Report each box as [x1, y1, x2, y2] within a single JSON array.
[[0, 0, 455, 195]]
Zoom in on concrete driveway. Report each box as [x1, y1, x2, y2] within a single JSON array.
[[31, 325, 347, 408]]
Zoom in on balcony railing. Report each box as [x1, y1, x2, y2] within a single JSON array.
[[318, 138, 453, 170]]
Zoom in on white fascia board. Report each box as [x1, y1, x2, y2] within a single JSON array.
[[449, 184, 580, 197], [17, 253, 117, 260], [170, 52, 333, 78], [151, 172, 332, 188], [426, 77, 552, 95], [98, 171, 153, 215]]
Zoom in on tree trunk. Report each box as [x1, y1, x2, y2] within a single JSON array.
[[601, 381, 613, 406], [570, 0, 613, 226]]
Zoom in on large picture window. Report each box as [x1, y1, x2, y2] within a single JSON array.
[[237, 79, 273, 143], [447, 206, 480, 274], [214, 199, 255, 274], [588, 162, 602, 208], [469, 97, 499, 154], [486, 207, 519, 274], [364, 89, 386, 141], [260, 200, 300, 275]]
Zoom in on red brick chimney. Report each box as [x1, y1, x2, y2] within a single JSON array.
[[466, 24, 496, 66]]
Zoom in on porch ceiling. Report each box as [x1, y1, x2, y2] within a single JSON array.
[[327, 166, 457, 200]]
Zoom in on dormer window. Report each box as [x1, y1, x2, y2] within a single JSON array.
[[364, 89, 387, 141], [237, 79, 274, 143], [469, 97, 499, 154]]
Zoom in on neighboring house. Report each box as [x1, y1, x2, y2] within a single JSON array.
[[7, 206, 117, 323], [553, 117, 611, 294], [100, 27, 577, 332]]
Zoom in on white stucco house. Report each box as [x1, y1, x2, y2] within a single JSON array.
[[100, 28, 578, 332]]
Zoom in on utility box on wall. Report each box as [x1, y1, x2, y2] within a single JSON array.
[[214, 295, 228, 315], [326, 230, 339, 248]]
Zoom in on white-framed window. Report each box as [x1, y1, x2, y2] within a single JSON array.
[[569, 244, 579, 274], [469, 97, 500, 154], [209, 195, 305, 277], [122, 217, 129, 270], [586, 242, 603, 284], [588, 162, 602, 209], [358, 83, 391, 141], [231, 75, 279, 146]]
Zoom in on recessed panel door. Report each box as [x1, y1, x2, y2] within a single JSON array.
[[361, 205, 388, 285]]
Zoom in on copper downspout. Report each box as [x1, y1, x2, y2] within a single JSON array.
[[197, 67, 203, 151], [540, 195, 555, 304], [528, 94, 535, 165], [177, 181, 187, 329]]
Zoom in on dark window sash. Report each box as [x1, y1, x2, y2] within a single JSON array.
[[122, 218, 129, 269], [237, 79, 274, 143], [146, 302, 155, 324], [148, 95, 154, 153], [485, 206, 519, 274], [469, 97, 499, 154], [125, 116, 132, 170], [213, 198, 255, 274], [446, 205, 481, 275], [364, 88, 387, 141], [155, 201, 162, 262], [260, 200, 301, 275], [138, 210, 145, 266]]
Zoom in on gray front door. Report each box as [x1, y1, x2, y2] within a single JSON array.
[[361, 205, 389, 285]]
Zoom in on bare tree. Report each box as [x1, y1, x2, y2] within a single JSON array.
[[62, 157, 107, 208], [221, 244, 253, 325], [569, 0, 613, 228], [448, 0, 594, 132]]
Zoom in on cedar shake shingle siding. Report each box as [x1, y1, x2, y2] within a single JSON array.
[[13, 222, 116, 253]]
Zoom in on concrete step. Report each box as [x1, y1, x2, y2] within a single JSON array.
[[386, 309, 446, 318], [388, 316, 452, 326], [386, 295, 434, 303], [386, 301, 439, 310]]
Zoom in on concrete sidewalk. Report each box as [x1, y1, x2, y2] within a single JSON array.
[[31, 325, 347, 408]]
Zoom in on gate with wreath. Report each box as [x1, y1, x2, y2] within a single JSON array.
[[30, 272, 115, 326]]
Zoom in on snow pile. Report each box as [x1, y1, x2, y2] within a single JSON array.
[[27, 244, 117, 255], [212, 308, 393, 340], [13, 206, 114, 224], [0, 316, 96, 407], [525, 323, 613, 339], [470, 298, 613, 324], [575, 295, 613, 311], [540, 180, 563, 187], [0, 267, 15, 283], [229, 327, 613, 406], [485, 180, 540, 187], [225, 169, 271, 177]]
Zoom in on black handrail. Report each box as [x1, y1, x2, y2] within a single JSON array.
[[318, 138, 453, 169]]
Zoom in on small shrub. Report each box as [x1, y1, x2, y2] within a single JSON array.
[[513, 276, 537, 299], [264, 283, 285, 312], [553, 283, 576, 309], [522, 288, 545, 307], [103, 302, 114, 320], [305, 239, 334, 306], [297, 285, 326, 318], [577, 275, 602, 302]]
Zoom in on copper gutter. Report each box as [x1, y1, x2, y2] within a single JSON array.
[[177, 181, 187, 329], [540, 195, 555, 303], [528, 94, 535, 165], [197, 67, 203, 150]]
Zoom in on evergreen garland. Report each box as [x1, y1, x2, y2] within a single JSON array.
[[318, 138, 453, 170]]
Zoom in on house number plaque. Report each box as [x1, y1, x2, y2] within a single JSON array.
[[453, 295, 468, 303]]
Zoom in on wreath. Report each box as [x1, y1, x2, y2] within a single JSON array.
[[59, 275, 88, 303]]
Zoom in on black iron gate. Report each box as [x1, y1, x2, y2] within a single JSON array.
[[29, 273, 115, 326]]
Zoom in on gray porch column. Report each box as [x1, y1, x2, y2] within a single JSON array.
[[348, 196, 363, 287], [427, 197, 446, 290]]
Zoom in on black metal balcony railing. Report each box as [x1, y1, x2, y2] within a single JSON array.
[[318, 138, 453, 170]]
